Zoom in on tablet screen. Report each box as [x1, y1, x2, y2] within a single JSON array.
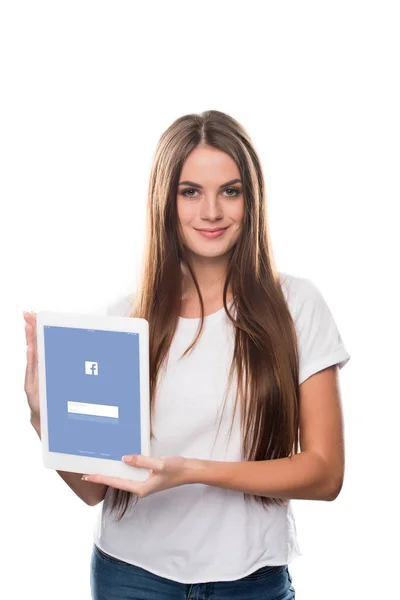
[[43, 325, 142, 461]]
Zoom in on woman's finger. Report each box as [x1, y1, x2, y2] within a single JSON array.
[[24, 323, 34, 379], [122, 454, 164, 471], [83, 474, 143, 495], [24, 313, 37, 384], [30, 312, 38, 366]]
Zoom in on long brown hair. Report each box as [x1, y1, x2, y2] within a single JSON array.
[[105, 110, 300, 522]]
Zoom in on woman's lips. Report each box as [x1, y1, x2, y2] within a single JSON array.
[[195, 227, 228, 239]]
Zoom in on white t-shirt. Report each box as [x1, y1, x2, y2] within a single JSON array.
[[93, 271, 351, 583]]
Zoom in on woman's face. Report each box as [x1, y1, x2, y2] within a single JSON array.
[[176, 145, 245, 260]]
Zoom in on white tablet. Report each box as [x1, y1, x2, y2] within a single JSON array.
[[36, 310, 151, 480]]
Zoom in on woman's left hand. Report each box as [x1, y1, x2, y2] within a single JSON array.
[[81, 455, 190, 498]]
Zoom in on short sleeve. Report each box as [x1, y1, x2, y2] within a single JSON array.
[[292, 277, 351, 385]]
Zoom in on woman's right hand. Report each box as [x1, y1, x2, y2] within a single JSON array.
[[23, 311, 40, 422]]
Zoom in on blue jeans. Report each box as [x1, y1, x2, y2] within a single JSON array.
[[90, 544, 296, 599]]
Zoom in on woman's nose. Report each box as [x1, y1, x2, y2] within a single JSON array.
[[200, 195, 223, 218]]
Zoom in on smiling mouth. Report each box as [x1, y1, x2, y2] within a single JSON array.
[[194, 227, 229, 239], [195, 227, 228, 232]]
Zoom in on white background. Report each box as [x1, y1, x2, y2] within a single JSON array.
[[1, 1, 399, 598]]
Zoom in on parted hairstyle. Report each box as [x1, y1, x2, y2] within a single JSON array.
[[105, 110, 300, 522]]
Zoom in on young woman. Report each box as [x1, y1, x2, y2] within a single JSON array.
[[24, 110, 351, 599]]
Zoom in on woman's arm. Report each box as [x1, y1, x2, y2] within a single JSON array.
[[82, 365, 345, 502], [31, 415, 108, 506], [185, 365, 345, 501]]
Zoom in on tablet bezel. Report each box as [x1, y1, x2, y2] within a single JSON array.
[[36, 310, 151, 481]]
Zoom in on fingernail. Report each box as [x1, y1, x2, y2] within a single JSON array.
[[81, 476, 88, 481], [122, 455, 132, 463]]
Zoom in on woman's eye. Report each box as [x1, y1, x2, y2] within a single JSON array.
[[181, 187, 241, 198], [224, 187, 241, 197], [182, 188, 197, 197]]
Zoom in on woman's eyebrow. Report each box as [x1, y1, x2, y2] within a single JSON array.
[[178, 178, 242, 189]]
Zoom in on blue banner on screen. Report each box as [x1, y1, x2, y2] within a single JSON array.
[[43, 325, 141, 460]]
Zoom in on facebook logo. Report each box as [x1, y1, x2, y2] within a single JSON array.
[[85, 361, 98, 376]]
